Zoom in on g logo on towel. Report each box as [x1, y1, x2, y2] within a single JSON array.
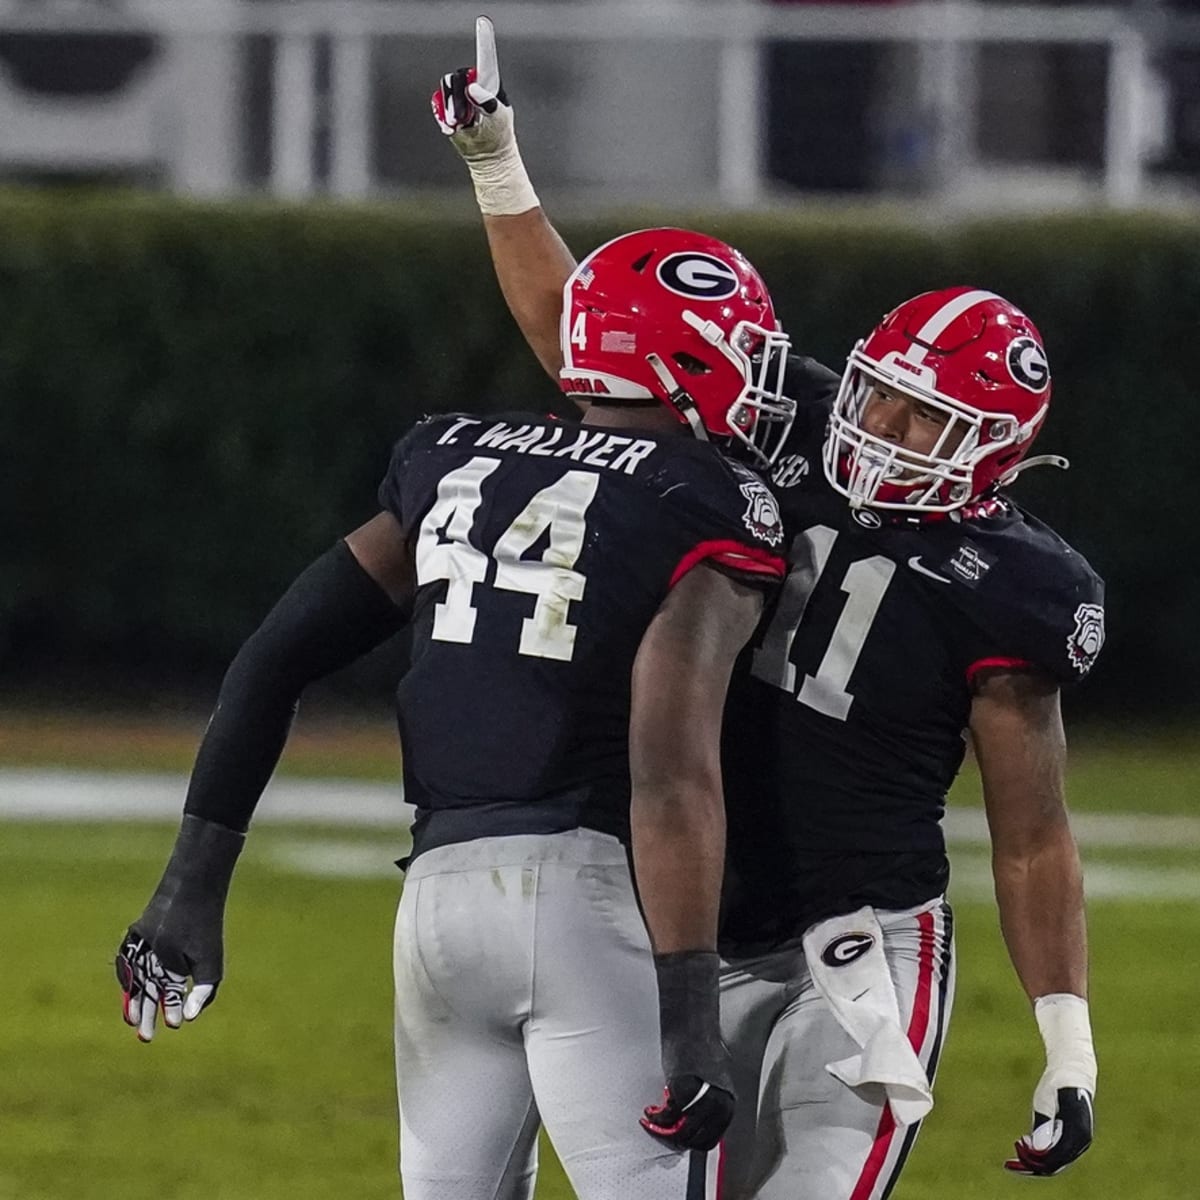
[[820, 932, 875, 968]]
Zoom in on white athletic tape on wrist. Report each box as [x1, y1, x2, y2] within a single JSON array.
[[465, 142, 539, 216], [449, 100, 539, 217], [1033, 993, 1097, 1100]]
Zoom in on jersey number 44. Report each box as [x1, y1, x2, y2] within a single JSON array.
[[416, 457, 599, 663]]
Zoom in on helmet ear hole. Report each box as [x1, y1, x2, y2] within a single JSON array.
[[672, 351, 712, 377]]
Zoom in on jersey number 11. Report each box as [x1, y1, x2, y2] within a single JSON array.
[[751, 525, 895, 721]]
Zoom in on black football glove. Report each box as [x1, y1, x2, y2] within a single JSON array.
[[641, 1074, 736, 1153], [1004, 1086, 1094, 1176], [1005, 994, 1097, 1176], [640, 951, 735, 1153], [115, 814, 244, 1042]]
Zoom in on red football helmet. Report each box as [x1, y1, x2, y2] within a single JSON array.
[[559, 228, 795, 467], [823, 286, 1056, 513]]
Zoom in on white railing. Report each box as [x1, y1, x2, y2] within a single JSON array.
[[0, 1, 1194, 209]]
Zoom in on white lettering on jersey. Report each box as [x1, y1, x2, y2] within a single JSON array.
[[499, 425, 547, 453], [468, 422, 656, 477], [476, 421, 522, 449], [583, 435, 630, 469], [436, 416, 481, 446], [528, 425, 567, 455], [609, 439, 656, 475], [553, 430, 609, 461]]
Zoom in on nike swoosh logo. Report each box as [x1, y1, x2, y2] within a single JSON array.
[[908, 556, 952, 584]]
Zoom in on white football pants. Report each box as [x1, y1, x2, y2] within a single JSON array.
[[393, 830, 713, 1200], [717, 899, 956, 1200]]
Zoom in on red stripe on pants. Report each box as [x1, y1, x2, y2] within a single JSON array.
[[847, 910, 937, 1200]]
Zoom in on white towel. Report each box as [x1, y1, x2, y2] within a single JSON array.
[[802, 907, 934, 1127]]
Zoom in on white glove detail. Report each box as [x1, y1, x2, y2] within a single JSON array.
[[117, 933, 217, 1043], [431, 16, 540, 217]]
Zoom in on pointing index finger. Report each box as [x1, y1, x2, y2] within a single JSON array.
[[475, 15, 500, 96]]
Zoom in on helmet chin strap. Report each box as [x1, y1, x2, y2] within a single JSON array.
[[998, 453, 1070, 487], [645, 352, 709, 442]]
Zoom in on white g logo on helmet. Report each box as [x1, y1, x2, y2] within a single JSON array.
[[1006, 336, 1050, 393], [656, 252, 741, 301]]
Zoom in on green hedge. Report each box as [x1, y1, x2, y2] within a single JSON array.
[[3, 195, 1196, 714]]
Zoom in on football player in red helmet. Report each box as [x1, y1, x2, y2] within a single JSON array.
[[825, 287, 1060, 513], [559, 228, 794, 468], [432, 19, 1102, 1198], [113, 139, 799, 1197]]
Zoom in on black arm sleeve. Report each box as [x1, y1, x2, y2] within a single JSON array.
[[183, 540, 406, 831]]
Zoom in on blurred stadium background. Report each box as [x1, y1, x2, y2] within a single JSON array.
[[0, 1, 1197, 1198]]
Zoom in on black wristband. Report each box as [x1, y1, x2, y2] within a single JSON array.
[[654, 950, 730, 1089]]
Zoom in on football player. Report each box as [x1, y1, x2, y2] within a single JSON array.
[[115, 226, 799, 1199], [431, 18, 1104, 1197]]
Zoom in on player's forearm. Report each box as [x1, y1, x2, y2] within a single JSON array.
[[182, 649, 301, 833], [992, 822, 1089, 1001], [483, 209, 575, 381], [631, 781, 725, 953]]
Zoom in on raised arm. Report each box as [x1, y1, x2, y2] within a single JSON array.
[[482, 212, 574, 378], [970, 668, 1096, 1176], [628, 563, 766, 1152], [115, 513, 411, 1042], [432, 17, 575, 379]]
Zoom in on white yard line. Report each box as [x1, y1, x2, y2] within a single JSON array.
[[0, 768, 411, 829], [2, 769, 1198, 900], [268, 839, 410, 879], [942, 807, 1200, 850], [260, 841, 1200, 903], [3, 768, 1198, 846], [946, 855, 1200, 903]]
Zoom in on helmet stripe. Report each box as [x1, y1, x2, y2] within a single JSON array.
[[903, 289, 1002, 364]]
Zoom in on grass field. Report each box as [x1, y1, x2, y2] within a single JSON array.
[[1, 709, 1197, 1199]]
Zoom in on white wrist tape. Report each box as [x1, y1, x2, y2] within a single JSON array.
[[450, 102, 539, 217], [464, 141, 540, 217], [1034, 993, 1097, 1096]]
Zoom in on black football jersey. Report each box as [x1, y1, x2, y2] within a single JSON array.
[[378, 412, 787, 862], [718, 358, 1106, 953]]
